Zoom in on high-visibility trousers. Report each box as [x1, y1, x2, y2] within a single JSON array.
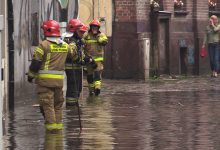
[[86, 61, 103, 91], [37, 85, 64, 130]]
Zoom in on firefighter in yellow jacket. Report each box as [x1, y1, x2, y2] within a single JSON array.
[[27, 20, 79, 132], [83, 19, 108, 96]]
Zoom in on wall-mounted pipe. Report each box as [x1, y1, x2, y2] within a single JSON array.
[[7, 0, 14, 110]]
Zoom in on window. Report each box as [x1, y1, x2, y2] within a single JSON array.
[[209, 0, 217, 11], [174, 0, 186, 11], [208, 0, 220, 16], [150, 0, 163, 11]]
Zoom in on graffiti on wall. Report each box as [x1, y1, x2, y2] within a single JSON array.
[[15, 0, 78, 58]]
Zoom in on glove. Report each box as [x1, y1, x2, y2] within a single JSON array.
[[27, 76, 34, 83]]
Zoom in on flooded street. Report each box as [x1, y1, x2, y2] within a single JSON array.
[[3, 76, 220, 150]]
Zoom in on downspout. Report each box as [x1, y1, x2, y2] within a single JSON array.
[[7, 0, 14, 110], [192, 0, 199, 75], [110, 0, 116, 78]]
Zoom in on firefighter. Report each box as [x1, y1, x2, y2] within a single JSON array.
[[63, 19, 89, 106], [27, 20, 79, 132], [83, 19, 108, 96]]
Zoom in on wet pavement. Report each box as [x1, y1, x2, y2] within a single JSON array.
[[3, 76, 220, 150]]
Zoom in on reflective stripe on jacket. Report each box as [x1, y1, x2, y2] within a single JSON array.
[[29, 40, 78, 87], [83, 32, 108, 60]]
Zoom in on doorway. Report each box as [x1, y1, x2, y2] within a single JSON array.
[[158, 18, 170, 74]]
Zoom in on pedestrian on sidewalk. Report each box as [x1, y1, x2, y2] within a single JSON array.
[[202, 15, 220, 77], [62, 19, 89, 106], [27, 20, 79, 132], [83, 19, 108, 96]]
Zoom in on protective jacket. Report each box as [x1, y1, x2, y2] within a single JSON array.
[[83, 31, 108, 96], [28, 38, 78, 87], [83, 31, 108, 62], [64, 34, 85, 105], [65, 34, 85, 70]]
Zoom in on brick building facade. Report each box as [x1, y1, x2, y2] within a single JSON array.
[[106, 0, 215, 79]]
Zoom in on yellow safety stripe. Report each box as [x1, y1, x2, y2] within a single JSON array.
[[94, 57, 104, 61], [94, 80, 101, 86], [50, 44, 68, 52], [35, 47, 44, 55], [37, 74, 64, 79], [65, 63, 81, 70], [66, 97, 78, 102], [56, 123, 64, 130], [39, 70, 63, 74], [44, 53, 51, 70], [85, 39, 98, 43], [46, 123, 57, 130]]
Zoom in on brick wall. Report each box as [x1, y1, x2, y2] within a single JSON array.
[[115, 0, 150, 22], [115, 0, 136, 22], [108, 0, 212, 78]]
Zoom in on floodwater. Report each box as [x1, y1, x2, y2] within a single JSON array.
[[3, 77, 220, 150]]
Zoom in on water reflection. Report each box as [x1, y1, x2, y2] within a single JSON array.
[[64, 105, 83, 149], [4, 112, 16, 150], [79, 96, 115, 150], [4, 79, 220, 150], [44, 131, 64, 150], [149, 90, 220, 150]]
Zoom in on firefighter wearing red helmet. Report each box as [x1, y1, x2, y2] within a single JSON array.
[[27, 19, 79, 132], [83, 19, 108, 96], [63, 20, 90, 106]]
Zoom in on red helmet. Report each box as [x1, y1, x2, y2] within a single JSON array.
[[67, 19, 82, 33], [41, 20, 60, 37], [89, 19, 101, 27], [79, 24, 88, 32]]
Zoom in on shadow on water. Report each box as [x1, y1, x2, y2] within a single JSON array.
[[4, 79, 220, 150]]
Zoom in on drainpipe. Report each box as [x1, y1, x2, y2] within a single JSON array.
[[7, 0, 14, 110], [192, 0, 199, 75], [110, 0, 116, 78], [0, 15, 4, 149]]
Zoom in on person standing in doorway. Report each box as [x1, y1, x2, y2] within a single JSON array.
[[83, 19, 108, 96], [202, 15, 220, 77], [27, 20, 79, 133]]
